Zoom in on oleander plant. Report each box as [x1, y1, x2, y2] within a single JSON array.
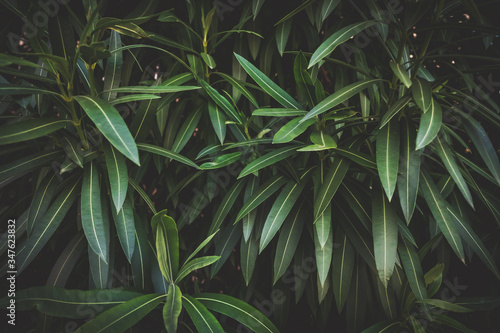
[[0, 0, 499, 332]]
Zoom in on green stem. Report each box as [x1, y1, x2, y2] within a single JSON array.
[[86, 63, 97, 97]]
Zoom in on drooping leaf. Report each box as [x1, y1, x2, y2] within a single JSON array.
[[182, 295, 225, 333], [208, 103, 226, 144], [398, 237, 428, 301], [314, 157, 350, 219], [196, 293, 280, 333], [76, 294, 164, 332], [238, 146, 298, 179], [111, 197, 136, 263], [390, 61, 412, 88], [200, 80, 242, 124], [376, 119, 400, 201], [415, 98, 442, 150], [0, 118, 70, 145], [81, 161, 109, 263], [332, 226, 355, 313], [273, 117, 316, 144], [103, 143, 128, 212], [74, 96, 140, 165], [372, 189, 399, 287], [411, 78, 432, 113]]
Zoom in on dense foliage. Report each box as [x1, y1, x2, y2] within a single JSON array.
[[0, 0, 499, 332]]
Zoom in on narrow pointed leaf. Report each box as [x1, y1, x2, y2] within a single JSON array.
[[390, 61, 412, 88], [332, 226, 355, 313], [111, 198, 135, 263], [315, 203, 331, 249], [253, 108, 307, 117], [398, 237, 427, 301], [76, 294, 164, 332], [27, 173, 59, 236], [273, 117, 316, 144], [196, 293, 280, 333], [210, 224, 242, 277], [81, 161, 109, 263], [153, 212, 179, 283], [259, 177, 306, 252], [376, 119, 400, 201], [379, 95, 411, 128], [208, 179, 246, 235], [105, 85, 200, 94], [172, 105, 202, 153], [208, 103, 226, 144], [17, 176, 80, 273], [301, 79, 380, 122], [103, 31, 122, 101], [201, 52, 216, 69], [164, 285, 182, 333], [314, 218, 334, 285], [314, 157, 350, 218], [137, 143, 199, 169], [103, 143, 128, 212], [238, 146, 298, 179], [200, 80, 242, 124], [0, 118, 69, 145], [182, 295, 225, 333], [372, 190, 399, 287], [234, 53, 303, 110], [308, 21, 376, 68], [176, 256, 220, 283], [434, 135, 474, 207], [200, 152, 241, 170], [241, 233, 259, 285], [74, 95, 139, 165], [276, 20, 291, 56], [420, 170, 465, 262], [411, 78, 432, 113], [398, 118, 422, 223], [415, 98, 442, 150]]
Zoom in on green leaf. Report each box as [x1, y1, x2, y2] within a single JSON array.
[[163, 285, 182, 333], [294, 51, 316, 107], [76, 294, 164, 332], [128, 177, 156, 214], [236, 175, 287, 222], [61, 136, 84, 168], [94, 18, 149, 38], [103, 143, 128, 212], [434, 135, 474, 207], [208, 179, 247, 234], [379, 95, 411, 128], [215, 72, 259, 108], [208, 103, 226, 144], [447, 205, 500, 279], [238, 146, 298, 179], [331, 148, 376, 168], [462, 115, 500, 186], [332, 226, 355, 313], [410, 316, 426, 333], [210, 224, 242, 277], [109, 94, 161, 105], [314, 218, 334, 286], [111, 198, 135, 263], [376, 119, 400, 201], [200, 152, 241, 170], [172, 105, 202, 153], [321, 0, 341, 22], [6, 286, 142, 318], [432, 314, 477, 333], [176, 256, 220, 283], [398, 118, 422, 223], [17, 176, 80, 273], [411, 78, 432, 113], [398, 237, 427, 301], [106, 85, 199, 94], [182, 295, 225, 333], [273, 203, 305, 284], [152, 211, 179, 283], [390, 61, 412, 88], [315, 203, 331, 249], [0, 150, 63, 184], [103, 31, 122, 101], [253, 108, 307, 117], [260, 173, 309, 252], [0, 83, 63, 97], [81, 161, 109, 263], [415, 98, 442, 150], [137, 143, 199, 169], [241, 231, 259, 285], [372, 190, 399, 287], [234, 53, 303, 110], [201, 52, 216, 69], [0, 118, 69, 145], [252, 0, 266, 18], [273, 117, 316, 144], [200, 80, 242, 124], [196, 293, 280, 333], [420, 170, 465, 262], [276, 20, 292, 56], [27, 173, 59, 236], [300, 79, 380, 122], [417, 299, 472, 313], [360, 320, 401, 333], [308, 21, 377, 68], [74, 96, 139, 165], [314, 157, 350, 218]]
